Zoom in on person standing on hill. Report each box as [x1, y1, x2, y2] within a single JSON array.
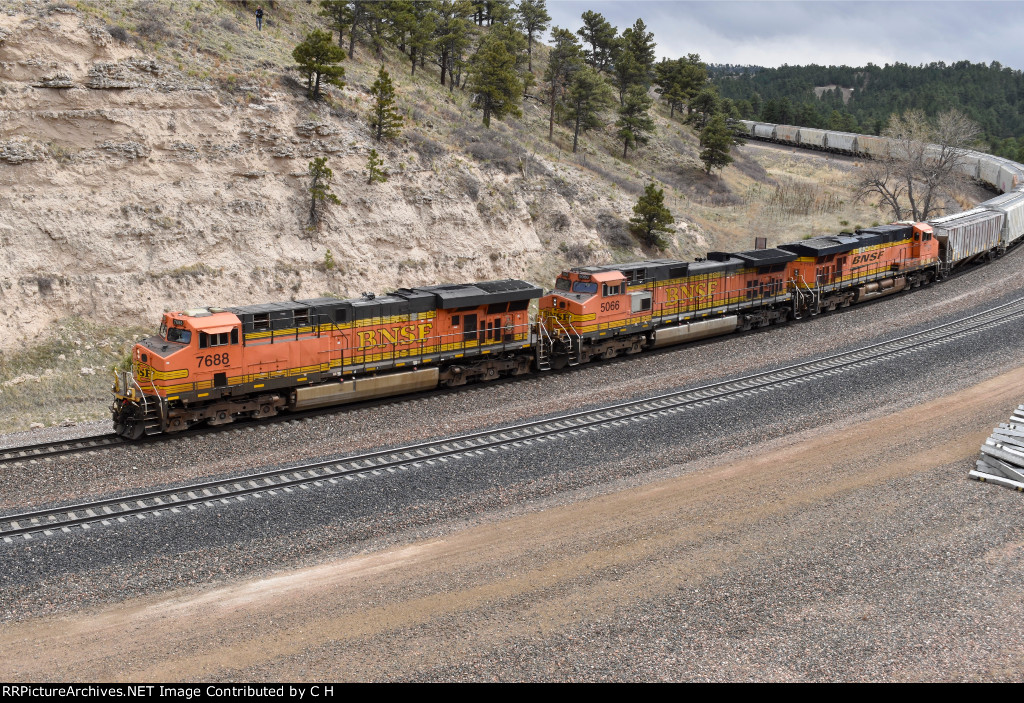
[[255, 6, 264, 31]]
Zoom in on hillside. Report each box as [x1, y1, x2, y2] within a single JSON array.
[[0, 0, 900, 431]]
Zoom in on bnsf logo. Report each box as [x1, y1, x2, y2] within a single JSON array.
[[356, 322, 432, 348], [664, 281, 718, 302], [852, 251, 885, 265]]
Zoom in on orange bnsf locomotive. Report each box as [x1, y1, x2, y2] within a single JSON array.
[[112, 280, 539, 438], [537, 222, 937, 366], [113, 222, 940, 438]]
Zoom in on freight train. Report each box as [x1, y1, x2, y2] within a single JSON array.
[[111, 124, 1024, 439]]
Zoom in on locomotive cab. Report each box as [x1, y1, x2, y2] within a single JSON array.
[[539, 269, 639, 337], [112, 308, 243, 439], [540, 270, 598, 330], [132, 310, 241, 388]]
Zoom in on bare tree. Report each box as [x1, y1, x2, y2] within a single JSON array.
[[856, 109, 979, 221]]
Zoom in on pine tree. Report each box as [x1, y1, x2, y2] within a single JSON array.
[[345, 0, 371, 59], [612, 45, 644, 106], [308, 157, 340, 229], [516, 0, 550, 73], [367, 67, 403, 142], [366, 149, 388, 184], [293, 30, 346, 100], [544, 26, 583, 140], [433, 0, 474, 88], [616, 85, 654, 158], [318, 0, 353, 49], [405, 1, 436, 76], [564, 66, 614, 153], [654, 58, 686, 118], [577, 10, 616, 72], [687, 86, 720, 129], [699, 113, 734, 175], [628, 183, 674, 249], [677, 54, 708, 112], [619, 18, 656, 85], [467, 33, 523, 128]]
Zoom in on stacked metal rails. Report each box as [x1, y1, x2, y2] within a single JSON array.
[[970, 405, 1024, 491]]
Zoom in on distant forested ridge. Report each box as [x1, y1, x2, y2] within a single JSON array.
[[710, 62, 1024, 161]]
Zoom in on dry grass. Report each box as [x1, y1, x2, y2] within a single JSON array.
[[760, 177, 845, 219], [0, 318, 150, 433]]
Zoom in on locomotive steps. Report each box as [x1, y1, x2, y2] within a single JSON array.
[[5, 295, 1024, 543]]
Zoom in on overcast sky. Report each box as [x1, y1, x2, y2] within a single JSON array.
[[545, 1, 1024, 71]]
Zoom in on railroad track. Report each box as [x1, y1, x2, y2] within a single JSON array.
[[0, 379, 522, 468], [0, 433, 126, 465], [4, 296, 1024, 543]]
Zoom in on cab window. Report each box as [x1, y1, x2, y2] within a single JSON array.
[[199, 331, 232, 349], [572, 281, 598, 295], [166, 328, 191, 344], [555, 277, 571, 291], [602, 283, 622, 296]]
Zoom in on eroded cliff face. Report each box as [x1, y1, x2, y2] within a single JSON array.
[[0, 8, 680, 351]]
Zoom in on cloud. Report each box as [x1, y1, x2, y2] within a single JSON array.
[[547, 1, 1024, 70]]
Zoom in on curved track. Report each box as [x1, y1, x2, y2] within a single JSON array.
[[5, 295, 1024, 543]]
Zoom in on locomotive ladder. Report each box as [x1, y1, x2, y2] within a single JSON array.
[[535, 323, 553, 371], [793, 275, 818, 317], [554, 319, 583, 367]]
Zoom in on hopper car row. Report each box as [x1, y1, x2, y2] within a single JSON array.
[[737, 120, 1024, 194], [111, 125, 1024, 439]]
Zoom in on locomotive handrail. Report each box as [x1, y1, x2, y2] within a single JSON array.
[[149, 379, 166, 428]]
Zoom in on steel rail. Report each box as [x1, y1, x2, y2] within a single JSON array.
[[0, 434, 126, 465]]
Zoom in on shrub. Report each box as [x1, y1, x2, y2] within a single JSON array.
[[560, 242, 592, 264], [407, 130, 445, 166], [594, 210, 633, 248], [460, 172, 480, 201], [105, 24, 130, 43]]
